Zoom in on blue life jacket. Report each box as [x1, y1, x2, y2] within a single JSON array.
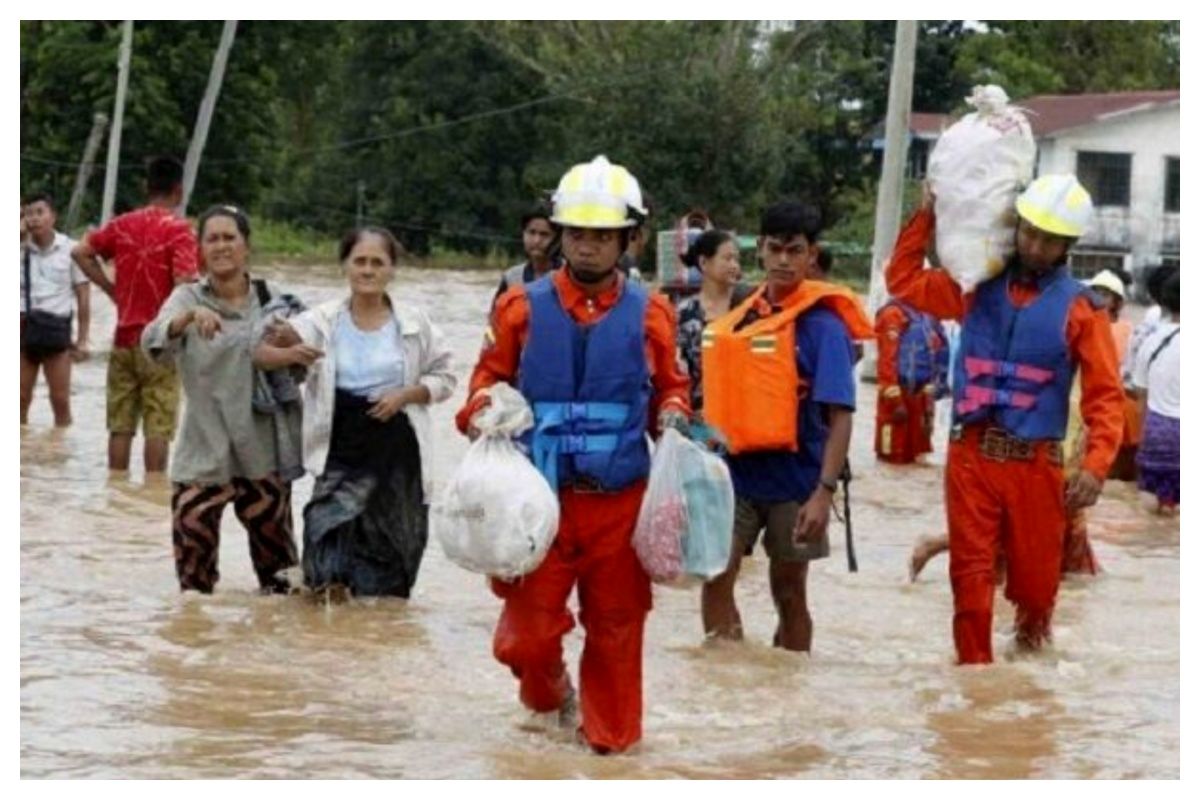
[[952, 267, 1086, 440], [887, 301, 950, 397], [518, 277, 652, 490]]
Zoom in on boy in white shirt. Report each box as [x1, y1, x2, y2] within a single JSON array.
[[20, 193, 90, 427]]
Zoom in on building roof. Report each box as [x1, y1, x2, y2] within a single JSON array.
[[870, 90, 1179, 147], [910, 112, 951, 138], [1018, 90, 1180, 137]]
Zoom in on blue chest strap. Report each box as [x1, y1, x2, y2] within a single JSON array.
[[530, 401, 629, 487]]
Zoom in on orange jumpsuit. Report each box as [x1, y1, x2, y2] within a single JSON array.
[[1108, 319, 1141, 480], [874, 303, 938, 464], [455, 267, 690, 752], [887, 209, 1124, 664]]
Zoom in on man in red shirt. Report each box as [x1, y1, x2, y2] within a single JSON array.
[[72, 156, 199, 472], [456, 156, 690, 754], [887, 177, 1123, 664]]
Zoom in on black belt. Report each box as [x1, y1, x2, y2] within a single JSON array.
[[561, 476, 614, 494]]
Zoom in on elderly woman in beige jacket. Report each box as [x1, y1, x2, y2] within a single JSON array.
[[254, 227, 455, 598]]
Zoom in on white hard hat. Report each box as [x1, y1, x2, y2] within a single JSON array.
[[551, 155, 646, 229], [1015, 174, 1094, 238], [1088, 269, 1126, 299]]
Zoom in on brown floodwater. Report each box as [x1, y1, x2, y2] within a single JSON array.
[[20, 265, 1179, 778]]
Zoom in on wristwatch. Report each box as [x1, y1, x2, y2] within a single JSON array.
[[819, 476, 838, 495]]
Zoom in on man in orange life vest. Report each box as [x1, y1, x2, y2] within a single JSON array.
[[700, 202, 873, 652], [874, 299, 949, 464], [455, 156, 691, 753], [887, 176, 1124, 664]]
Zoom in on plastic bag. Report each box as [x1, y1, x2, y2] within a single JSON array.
[[432, 385, 559, 579], [927, 85, 1036, 291], [633, 429, 734, 587]]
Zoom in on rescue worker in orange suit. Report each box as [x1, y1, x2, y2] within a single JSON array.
[[455, 156, 691, 753], [887, 175, 1124, 664], [1084, 268, 1140, 481], [700, 202, 873, 652], [874, 299, 949, 464]]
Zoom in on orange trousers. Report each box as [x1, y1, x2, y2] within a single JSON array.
[[490, 481, 652, 753], [875, 388, 934, 464], [946, 427, 1066, 664]]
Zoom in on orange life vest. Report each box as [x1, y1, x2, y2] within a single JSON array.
[[701, 280, 874, 455]]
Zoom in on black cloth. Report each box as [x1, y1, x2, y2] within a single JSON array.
[[302, 389, 427, 597], [21, 248, 72, 354]]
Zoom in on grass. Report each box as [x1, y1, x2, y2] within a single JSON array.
[[253, 219, 339, 264], [252, 217, 516, 271]]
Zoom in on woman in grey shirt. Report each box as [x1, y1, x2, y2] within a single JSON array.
[[142, 206, 311, 594]]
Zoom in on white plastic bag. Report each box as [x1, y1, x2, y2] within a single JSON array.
[[633, 429, 734, 587], [927, 85, 1036, 291], [432, 385, 559, 579]]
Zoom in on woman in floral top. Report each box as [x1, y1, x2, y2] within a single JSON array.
[[675, 229, 751, 413]]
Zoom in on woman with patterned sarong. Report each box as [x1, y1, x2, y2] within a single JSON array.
[[142, 206, 302, 593]]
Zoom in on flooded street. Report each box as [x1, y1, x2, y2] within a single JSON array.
[[20, 264, 1179, 778]]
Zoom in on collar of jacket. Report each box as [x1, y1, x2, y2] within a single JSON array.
[[313, 292, 422, 336]]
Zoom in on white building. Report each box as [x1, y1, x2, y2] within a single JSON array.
[[894, 90, 1180, 285]]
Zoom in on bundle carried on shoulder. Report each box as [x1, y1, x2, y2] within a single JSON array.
[[432, 384, 559, 580], [632, 429, 734, 587], [927, 85, 1037, 291]]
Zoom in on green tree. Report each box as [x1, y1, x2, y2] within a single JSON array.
[[473, 21, 787, 233], [303, 21, 559, 254], [21, 21, 286, 221], [21, 20, 1180, 261], [954, 21, 1180, 99]]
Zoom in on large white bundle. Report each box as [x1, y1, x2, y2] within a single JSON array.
[[432, 384, 559, 579], [927, 85, 1037, 290]]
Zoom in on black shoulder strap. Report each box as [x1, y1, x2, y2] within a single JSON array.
[[1148, 327, 1180, 367], [252, 278, 271, 307], [22, 247, 32, 312]]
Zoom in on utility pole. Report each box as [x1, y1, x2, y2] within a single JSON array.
[[181, 20, 238, 216], [862, 19, 918, 380], [100, 20, 133, 225], [356, 180, 366, 227], [65, 112, 108, 232]]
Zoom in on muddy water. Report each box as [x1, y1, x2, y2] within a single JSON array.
[[20, 265, 1179, 778]]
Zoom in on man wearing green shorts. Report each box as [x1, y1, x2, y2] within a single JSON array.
[[73, 157, 198, 472]]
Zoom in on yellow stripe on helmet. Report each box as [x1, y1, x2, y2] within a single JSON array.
[[552, 202, 635, 229], [1015, 197, 1082, 237]]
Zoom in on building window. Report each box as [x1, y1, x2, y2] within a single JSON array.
[[1076, 151, 1132, 207], [1165, 157, 1180, 213], [1069, 250, 1127, 279]]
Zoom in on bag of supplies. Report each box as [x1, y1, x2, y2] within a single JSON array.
[[432, 384, 559, 580], [926, 85, 1037, 291], [633, 429, 734, 586]]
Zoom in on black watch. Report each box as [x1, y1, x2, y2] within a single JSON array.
[[819, 477, 838, 495]]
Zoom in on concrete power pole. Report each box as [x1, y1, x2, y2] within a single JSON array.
[[181, 20, 238, 216], [862, 19, 918, 380], [100, 21, 133, 225], [65, 112, 109, 232]]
